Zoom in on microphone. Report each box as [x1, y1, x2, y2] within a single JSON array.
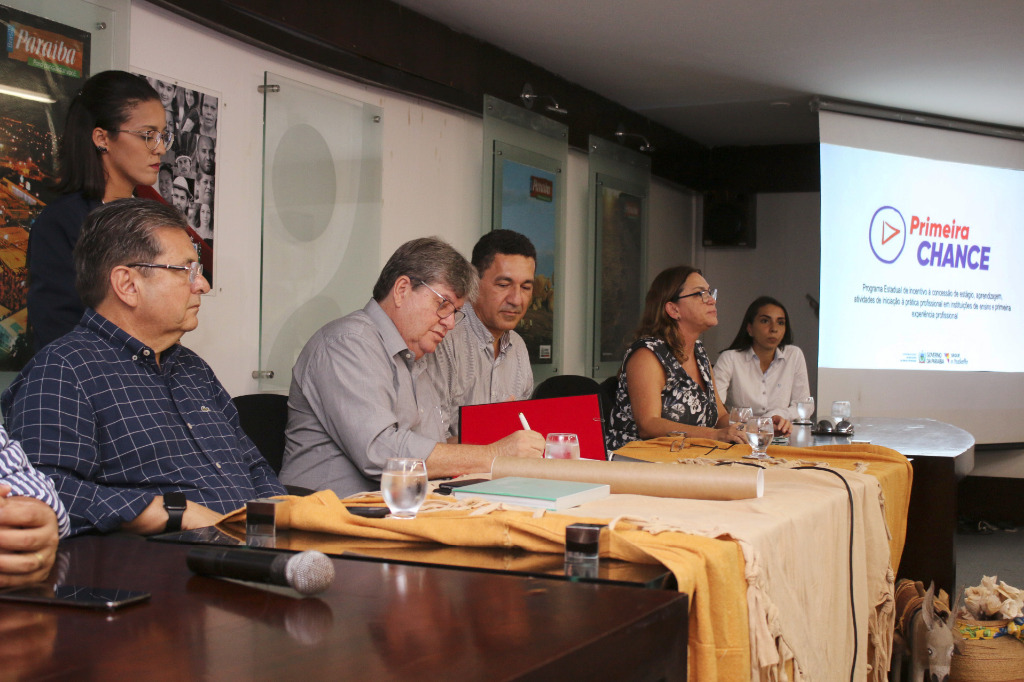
[[186, 547, 335, 596]]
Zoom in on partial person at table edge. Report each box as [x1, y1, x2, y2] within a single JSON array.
[[713, 295, 807, 434], [429, 229, 536, 440], [0, 425, 67, 587], [605, 265, 745, 450], [280, 237, 545, 498], [28, 70, 211, 353], [4, 199, 284, 538]]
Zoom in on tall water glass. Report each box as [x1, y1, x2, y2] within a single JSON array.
[[795, 397, 815, 425], [831, 400, 852, 425], [744, 416, 774, 459], [381, 458, 428, 519]]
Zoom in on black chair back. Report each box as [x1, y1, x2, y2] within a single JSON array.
[[531, 374, 600, 400], [232, 393, 289, 474]]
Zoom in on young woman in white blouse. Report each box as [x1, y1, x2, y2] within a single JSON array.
[[713, 296, 809, 434]]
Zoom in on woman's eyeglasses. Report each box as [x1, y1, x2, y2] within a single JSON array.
[[113, 128, 175, 151], [675, 288, 718, 304]]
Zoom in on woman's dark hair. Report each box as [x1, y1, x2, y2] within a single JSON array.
[[724, 296, 793, 352], [634, 265, 702, 362], [54, 70, 161, 200]]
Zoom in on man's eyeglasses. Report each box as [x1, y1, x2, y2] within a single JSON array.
[[113, 128, 174, 151], [128, 261, 204, 284], [418, 280, 465, 325], [675, 288, 718, 304]]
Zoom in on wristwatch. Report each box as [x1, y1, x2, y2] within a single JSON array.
[[163, 492, 188, 533]]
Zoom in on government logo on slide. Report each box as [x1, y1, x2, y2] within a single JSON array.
[[868, 206, 906, 264]]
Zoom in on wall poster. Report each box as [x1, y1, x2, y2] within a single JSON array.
[[597, 182, 644, 363], [134, 70, 219, 286], [498, 156, 557, 365], [0, 4, 89, 368]]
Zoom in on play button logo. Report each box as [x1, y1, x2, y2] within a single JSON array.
[[869, 206, 906, 264], [882, 220, 900, 245]]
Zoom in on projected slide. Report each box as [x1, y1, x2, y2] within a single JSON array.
[[819, 143, 1024, 371]]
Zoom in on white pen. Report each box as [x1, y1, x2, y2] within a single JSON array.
[[518, 412, 531, 430]]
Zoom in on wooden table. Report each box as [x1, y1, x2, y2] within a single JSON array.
[[2, 535, 688, 680], [798, 416, 975, 595]]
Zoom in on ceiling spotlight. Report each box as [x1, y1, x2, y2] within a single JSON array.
[[614, 126, 655, 153], [520, 83, 567, 115]]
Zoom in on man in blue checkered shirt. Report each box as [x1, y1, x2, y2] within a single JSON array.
[[3, 199, 285, 537]]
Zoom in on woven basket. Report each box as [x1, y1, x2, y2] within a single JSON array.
[[951, 618, 1024, 681]]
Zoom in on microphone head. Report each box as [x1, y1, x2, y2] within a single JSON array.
[[284, 551, 335, 596]]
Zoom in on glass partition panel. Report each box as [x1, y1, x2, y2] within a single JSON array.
[[482, 95, 567, 384], [259, 72, 382, 391]]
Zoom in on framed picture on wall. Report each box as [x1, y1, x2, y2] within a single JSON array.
[[595, 178, 646, 365], [133, 69, 219, 287], [0, 5, 91, 369], [492, 143, 559, 366]]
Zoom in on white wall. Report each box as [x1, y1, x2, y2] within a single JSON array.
[[698, 192, 821, 400], [129, 3, 698, 396]]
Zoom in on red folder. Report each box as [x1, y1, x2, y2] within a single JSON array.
[[459, 394, 608, 461]]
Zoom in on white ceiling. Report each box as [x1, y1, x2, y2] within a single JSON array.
[[392, 0, 1024, 147]]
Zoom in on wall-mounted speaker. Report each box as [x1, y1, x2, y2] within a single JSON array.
[[702, 191, 756, 248]]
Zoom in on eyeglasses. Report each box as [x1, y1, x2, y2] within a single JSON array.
[[417, 280, 465, 325], [128, 261, 204, 284], [675, 288, 718, 304], [113, 128, 174, 151]]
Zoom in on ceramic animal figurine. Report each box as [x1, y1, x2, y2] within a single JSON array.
[[890, 580, 960, 682]]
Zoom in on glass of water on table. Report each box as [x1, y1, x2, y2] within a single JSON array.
[[730, 406, 753, 430], [381, 458, 428, 519], [743, 416, 775, 459], [794, 397, 815, 425], [831, 400, 851, 425], [544, 433, 581, 459]]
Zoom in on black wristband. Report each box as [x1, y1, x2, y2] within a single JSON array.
[[163, 492, 187, 533]]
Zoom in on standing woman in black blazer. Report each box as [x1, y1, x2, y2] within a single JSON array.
[[27, 71, 198, 351]]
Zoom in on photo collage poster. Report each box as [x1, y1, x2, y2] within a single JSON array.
[[0, 4, 89, 368], [134, 71, 219, 286]]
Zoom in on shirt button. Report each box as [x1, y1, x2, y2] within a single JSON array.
[[143, 349, 151, 356], [215, 463, 222, 469], [187, 423, 193, 429], [132, 355, 138, 361]]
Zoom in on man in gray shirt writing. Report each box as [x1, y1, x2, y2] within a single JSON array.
[[280, 237, 545, 497], [431, 230, 537, 439]]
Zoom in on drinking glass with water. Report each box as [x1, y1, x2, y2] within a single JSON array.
[[381, 458, 428, 519], [795, 397, 815, 425], [544, 433, 581, 459], [730, 406, 753, 430], [743, 416, 774, 459]]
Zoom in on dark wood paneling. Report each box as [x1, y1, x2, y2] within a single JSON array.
[[706, 143, 820, 193]]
